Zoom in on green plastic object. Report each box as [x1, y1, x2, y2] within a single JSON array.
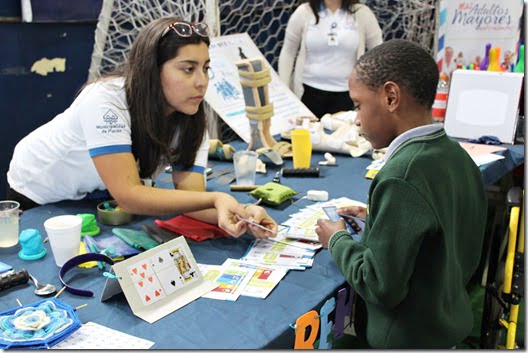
[[514, 45, 524, 73], [249, 182, 298, 206], [76, 214, 100, 237], [112, 228, 160, 251]]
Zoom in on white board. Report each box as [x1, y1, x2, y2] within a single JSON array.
[[444, 70, 524, 144]]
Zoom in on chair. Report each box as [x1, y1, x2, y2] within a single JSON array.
[[480, 186, 525, 349]]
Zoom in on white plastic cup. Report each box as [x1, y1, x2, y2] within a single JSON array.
[[0, 201, 20, 248], [44, 215, 82, 267], [233, 150, 258, 185]]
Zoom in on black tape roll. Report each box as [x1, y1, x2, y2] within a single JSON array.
[[282, 167, 320, 177]]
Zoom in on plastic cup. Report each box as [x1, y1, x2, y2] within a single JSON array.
[[291, 129, 312, 168], [0, 201, 20, 248], [44, 215, 82, 267], [233, 150, 258, 185]]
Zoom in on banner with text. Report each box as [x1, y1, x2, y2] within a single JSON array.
[[436, 0, 523, 79]]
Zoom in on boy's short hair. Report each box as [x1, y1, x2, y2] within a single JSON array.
[[354, 39, 439, 109]]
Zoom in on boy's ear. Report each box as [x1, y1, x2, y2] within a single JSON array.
[[383, 81, 399, 112]]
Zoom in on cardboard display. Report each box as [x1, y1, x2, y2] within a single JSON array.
[[106, 237, 217, 323]]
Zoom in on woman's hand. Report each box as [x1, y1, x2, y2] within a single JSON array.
[[315, 218, 347, 249], [336, 205, 366, 219], [243, 204, 278, 239], [214, 193, 250, 237]]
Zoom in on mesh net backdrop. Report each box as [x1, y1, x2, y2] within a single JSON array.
[[88, 0, 438, 140]]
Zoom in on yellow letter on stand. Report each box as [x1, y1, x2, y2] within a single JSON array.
[[293, 310, 320, 349]]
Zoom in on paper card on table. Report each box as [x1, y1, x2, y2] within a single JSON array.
[[288, 208, 323, 219], [459, 142, 507, 157], [306, 197, 366, 210], [269, 233, 323, 251], [111, 236, 217, 323], [242, 240, 315, 269], [366, 159, 386, 171], [197, 261, 255, 301], [282, 217, 318, 229], [52, 322, 155, 349], [471, 153, 505, 167], [221, 259, 288, 299], [279, 226, 319, 242], [250, 239, 316, 256]]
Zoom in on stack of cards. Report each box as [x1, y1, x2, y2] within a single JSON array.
[[279, 197, 366, 242], [240, 239, 316, 271]]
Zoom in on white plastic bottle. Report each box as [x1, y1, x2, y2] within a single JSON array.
[[432, 74, 449, 122]]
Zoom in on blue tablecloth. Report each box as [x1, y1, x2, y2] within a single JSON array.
[[0, 139, 523, 349]]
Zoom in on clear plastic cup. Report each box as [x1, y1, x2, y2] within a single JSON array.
[[0, 201, 20, 248], [233, 150, 258, 185]]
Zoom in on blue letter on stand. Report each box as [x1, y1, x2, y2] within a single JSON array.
[[318, 297, 335, 349]]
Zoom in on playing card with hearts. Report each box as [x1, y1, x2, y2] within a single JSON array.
[[110, 236, 218, 323]]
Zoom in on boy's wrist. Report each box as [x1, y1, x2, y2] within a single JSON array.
[[328, 229, 350, 253]]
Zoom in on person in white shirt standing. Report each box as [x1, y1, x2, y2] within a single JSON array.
[[279, 0, 382, 119], [7, 17, 277, 239]]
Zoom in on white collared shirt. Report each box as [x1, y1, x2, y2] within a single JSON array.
[[303, 7, 360, 92]]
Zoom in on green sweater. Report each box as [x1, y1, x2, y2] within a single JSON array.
[[329, 129, 487, 348]]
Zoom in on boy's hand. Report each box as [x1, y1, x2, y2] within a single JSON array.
[[315, 218, 347, 249]]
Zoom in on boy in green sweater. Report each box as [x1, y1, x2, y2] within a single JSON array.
[[315, 39, 487, 348]]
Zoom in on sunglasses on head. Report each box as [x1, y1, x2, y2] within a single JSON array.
[[161, 21, 209, 38]]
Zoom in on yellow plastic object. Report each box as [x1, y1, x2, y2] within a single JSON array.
[[77, 242, 98, 269], [291, 129, 312, 168]]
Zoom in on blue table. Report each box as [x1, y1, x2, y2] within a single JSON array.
[[0, 140, 523, 349]]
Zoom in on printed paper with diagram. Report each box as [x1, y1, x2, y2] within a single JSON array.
[[205, 33, 313, 142]]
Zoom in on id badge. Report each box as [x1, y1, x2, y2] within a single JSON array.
[[328, 33, 338, 46]]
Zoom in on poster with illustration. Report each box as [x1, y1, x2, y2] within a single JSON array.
[[436, 0, 523, 80], [205, 33, 313, 143]]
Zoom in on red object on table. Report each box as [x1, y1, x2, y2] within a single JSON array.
[[154, 215, 229, 242]]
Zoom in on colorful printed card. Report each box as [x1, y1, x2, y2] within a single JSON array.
[[111, 236, 217, 323], [279, 226, 319, 242], [222, 259, 288, 299], [241, 240, 315, 270], [198, 262, 255, 301]]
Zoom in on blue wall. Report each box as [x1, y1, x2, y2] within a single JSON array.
[[0, 22, 97, 198]]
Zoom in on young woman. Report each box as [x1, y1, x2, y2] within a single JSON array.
[[7, 17, 277, 238], [278, 0, 382, 119]]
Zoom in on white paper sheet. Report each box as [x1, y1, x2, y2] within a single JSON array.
[[52, 322, 155, 349]]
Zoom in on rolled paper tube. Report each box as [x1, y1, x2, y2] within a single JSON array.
[[230, 185, 262, 191]]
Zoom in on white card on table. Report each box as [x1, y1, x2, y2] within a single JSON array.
[[111, 236, 217, 323]]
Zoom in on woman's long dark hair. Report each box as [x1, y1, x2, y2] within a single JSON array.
[[308, 0, 360, 24], [124, 17, 210, 179]]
